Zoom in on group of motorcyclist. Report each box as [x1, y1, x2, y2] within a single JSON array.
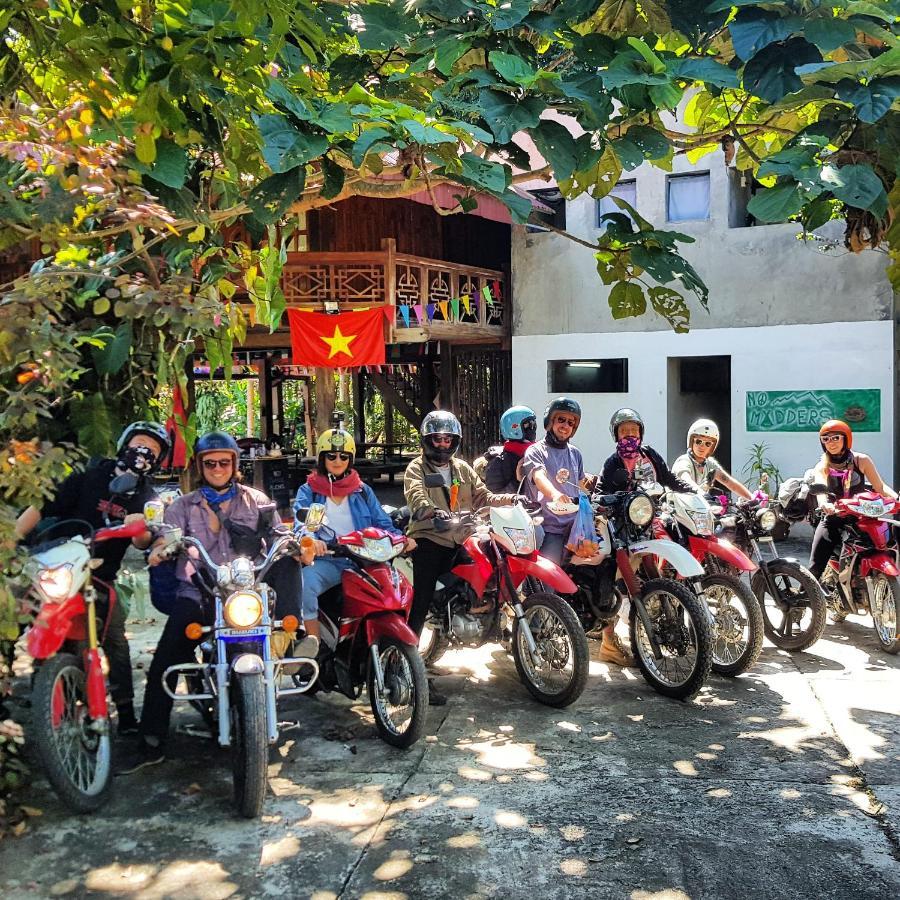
[[16, 396, 896, 775]]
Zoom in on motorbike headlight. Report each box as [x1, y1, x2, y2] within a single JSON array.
[[37, 563, 74, 602], [503, 526, 534, 554], [689, 510, 714, 535], [756, 509, 777, 532], [223, 591, 264, 629], [362, 536, 398, 562], [229, 557, 255, 588], [627, 493, 654, 527]]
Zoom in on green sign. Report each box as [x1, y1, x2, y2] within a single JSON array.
[[746, 390, 881, 432]]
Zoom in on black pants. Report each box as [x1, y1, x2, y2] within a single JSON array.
[[809, 517, 845, 578], [96, 587, 134, 710], [409, 538, 459, 636], [140, 558, 302, 742]]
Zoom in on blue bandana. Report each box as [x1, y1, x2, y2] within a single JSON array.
[[200, 482, 238, 508]]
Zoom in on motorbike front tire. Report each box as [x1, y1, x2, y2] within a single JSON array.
[[368, 638, 428, 749], [752, 560, 826, 652], [512, 592, 589, 708], [869, 572, 900, 654], [702, 573, 764, 677], [32, 652, 114, 813], [230, 672, 268, 818], [630, 579, 712, 701]]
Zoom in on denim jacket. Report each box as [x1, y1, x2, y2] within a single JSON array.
[[293, 481, 401, 537]]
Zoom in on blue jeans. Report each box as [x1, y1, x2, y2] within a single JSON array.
[[301, 557, 353, 619]]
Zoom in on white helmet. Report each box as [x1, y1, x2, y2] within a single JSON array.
[[687, 418, 719, 450]]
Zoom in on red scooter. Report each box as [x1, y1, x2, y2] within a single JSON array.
[[25, 516, 148, 812], [818, 490, 900, 653], [297, 503, 428, 747]]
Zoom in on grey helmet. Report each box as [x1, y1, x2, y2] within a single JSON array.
[[609, 408, 644, 441]]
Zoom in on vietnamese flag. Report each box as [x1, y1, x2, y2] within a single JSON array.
[[287, 307, 386, 368]]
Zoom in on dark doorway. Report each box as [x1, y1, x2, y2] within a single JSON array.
[[451, 347, 512, 460], [666, 356, 732, 471]]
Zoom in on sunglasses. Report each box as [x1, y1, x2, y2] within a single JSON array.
[[821, 434, 844, 444], [429, 435, 455, 445], [553, 416, 578, 427], [693, 438, 715, 448], [202, 458, 232, 470], [325, 452, 352, 461]]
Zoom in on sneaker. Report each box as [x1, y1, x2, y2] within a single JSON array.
[[293, 635, 320, 659], [115, 739, 165, 776], [116, 703, 139, 737], [598, 632, 635, 668], [428, 679, 448, 707]]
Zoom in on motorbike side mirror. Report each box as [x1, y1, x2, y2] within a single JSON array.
[[144, 500, 165, 527], [303, 502, 327, 532], [109, 472, 139, 495], [423, 473, 446, 488]]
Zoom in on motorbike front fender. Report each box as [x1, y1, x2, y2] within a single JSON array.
[[688, 536, 757, 573], [232, 654, 264, 675], [629, 539, 705, 578], [26, 594, 87, 659], [507, 553, 577, 595], [859, 553, 900, 578], [365, 612, 419, 648]]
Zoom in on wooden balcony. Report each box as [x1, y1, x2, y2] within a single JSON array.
[[281, 238, 507, 345]]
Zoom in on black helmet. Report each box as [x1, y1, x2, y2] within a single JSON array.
[[420, 410, 461, 464], [543, 397, 582, 434], [195, 431, 240, 466], [609, 408, 644, 440], [117, 420, 170, 468]]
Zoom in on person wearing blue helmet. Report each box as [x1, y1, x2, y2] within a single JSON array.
[[475, 405, 538, 493]]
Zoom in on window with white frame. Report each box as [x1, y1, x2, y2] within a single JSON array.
[[667, 172, 710, 222], [596, 180, 637, 230]]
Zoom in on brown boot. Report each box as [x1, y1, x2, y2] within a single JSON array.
[[598, 631, 634, 667]]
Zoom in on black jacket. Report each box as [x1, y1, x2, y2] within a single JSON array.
[[482, 446, 525, 494], [598, 446, 694, 495]]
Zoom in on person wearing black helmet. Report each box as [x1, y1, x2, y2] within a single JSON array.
[[404, 411, 516, 703], [15, 420, 170, 735], [117, 430, 304, 774]]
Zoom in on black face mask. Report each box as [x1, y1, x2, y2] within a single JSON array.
[[545, 429, 568, 449], [521, 418, 537, 442], [116, 445, 157, 476]]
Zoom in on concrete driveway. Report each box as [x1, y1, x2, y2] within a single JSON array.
[[2, 587, 899, 900]]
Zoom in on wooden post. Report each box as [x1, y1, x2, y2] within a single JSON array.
[[381, 237, 397, 344], [246, 377, 257, 437], [352, 371, 366, 447], [259, 357, 274, 440], [438, 341, 455, 413], [314, 367, 336, 434], [301, 378, 314, 455]]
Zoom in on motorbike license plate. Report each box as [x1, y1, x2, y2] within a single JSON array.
[[218, 627, 268, 639]]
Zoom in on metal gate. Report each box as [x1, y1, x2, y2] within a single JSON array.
[[452, 347, 512, 460]]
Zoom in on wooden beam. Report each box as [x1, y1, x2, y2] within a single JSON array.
[[368, 372, 423, 429]]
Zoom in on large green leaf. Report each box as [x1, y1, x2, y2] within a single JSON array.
[[670, 57, 740, 89], [91, 322, 132, 376], [835, 77, 900, 124], [133, 139, 188, 188], [489, 51, 536, 86], [351, 127, 394, 167], [257, 115, 329, 173], [747, 182, 805, 222], [819, 164, 888, 216], [728, 11, 802, 61], [530, 120, 579, 182], [608, 281, 646, 320], [648, 286, 691, 333], [453, 153, 510, 194], [265, 78, 312, 121], [435, 37, 471, 76], [624, 125, 670, 161], [805, 16, 857, 53], [485, 0, 533, 29], [743, 39, 822, 103], [319, 157, 346, 200], [353, 2, 415, 51], [247, 166, 306, 225], [478, 91, 543, 144], [496, 189, 534, 225]]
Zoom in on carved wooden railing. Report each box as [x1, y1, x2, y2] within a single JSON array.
[[282, 238, 506, 341]]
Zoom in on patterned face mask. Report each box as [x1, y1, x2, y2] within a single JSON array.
[[117, 445, 156, 475], [616, 436, 642, 459]]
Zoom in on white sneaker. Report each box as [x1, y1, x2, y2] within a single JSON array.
[[293, 635, 320, 659]]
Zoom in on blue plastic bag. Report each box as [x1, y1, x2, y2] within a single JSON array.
[[565, 494, 600, 557]]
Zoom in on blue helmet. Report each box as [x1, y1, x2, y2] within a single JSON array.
[[500, 406, 537, 442], [195, 431, 240, 465]]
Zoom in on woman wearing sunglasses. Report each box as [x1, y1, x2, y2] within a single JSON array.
[[808, 419, 896, 580], [671, 419, 752, 499], [293, 427, 410, 658]]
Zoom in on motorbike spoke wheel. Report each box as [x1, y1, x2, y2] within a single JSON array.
[[702, 573, 764, 677], [869, 573, 900, 654], [368, 639, 428, 748], [630, 579, 712, 701], [418, 619, 449, 667], [230, 672, 268, 818], [512, 592, 589, 708], [32, 652, 113, 812], [752, 560, 826, 652]]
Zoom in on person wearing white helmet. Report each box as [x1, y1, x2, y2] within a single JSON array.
[[671, 418, 751, 499]]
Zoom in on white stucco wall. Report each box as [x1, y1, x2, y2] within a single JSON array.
[[511, 320, 894, 484]]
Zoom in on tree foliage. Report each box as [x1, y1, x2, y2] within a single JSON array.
[[0, 0, 898, 632]]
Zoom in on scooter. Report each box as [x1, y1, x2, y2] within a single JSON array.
[[660, 489, 763, 676], [25, 514, 149, 812], [296, 503, 428, 747]]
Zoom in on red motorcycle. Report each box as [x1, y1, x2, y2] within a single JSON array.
[[25, 516, 148, 812], [818, 491, 900, 653], [297, 504, 428, 747]]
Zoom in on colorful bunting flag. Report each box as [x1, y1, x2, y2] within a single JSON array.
[[426, 303, 436, 322], [438, 300, 449, 321], [461, 294, 471, 315], [450, 298, 460, 320], [482, 284, 493, 305], [399, 305, 411, 328], [413, 304, 424, 325]]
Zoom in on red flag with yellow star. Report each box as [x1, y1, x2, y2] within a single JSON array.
[[287, 308, 386, 368]]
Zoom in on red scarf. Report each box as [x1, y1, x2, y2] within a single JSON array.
[[503, 439, 532, 456], [306, 469, 362, 498]]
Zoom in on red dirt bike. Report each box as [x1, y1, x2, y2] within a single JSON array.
[[296, 503, 428, 748], [25, 516, 149, 812], [817, 491, 900, 653], [659, 489, 764, 677]]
